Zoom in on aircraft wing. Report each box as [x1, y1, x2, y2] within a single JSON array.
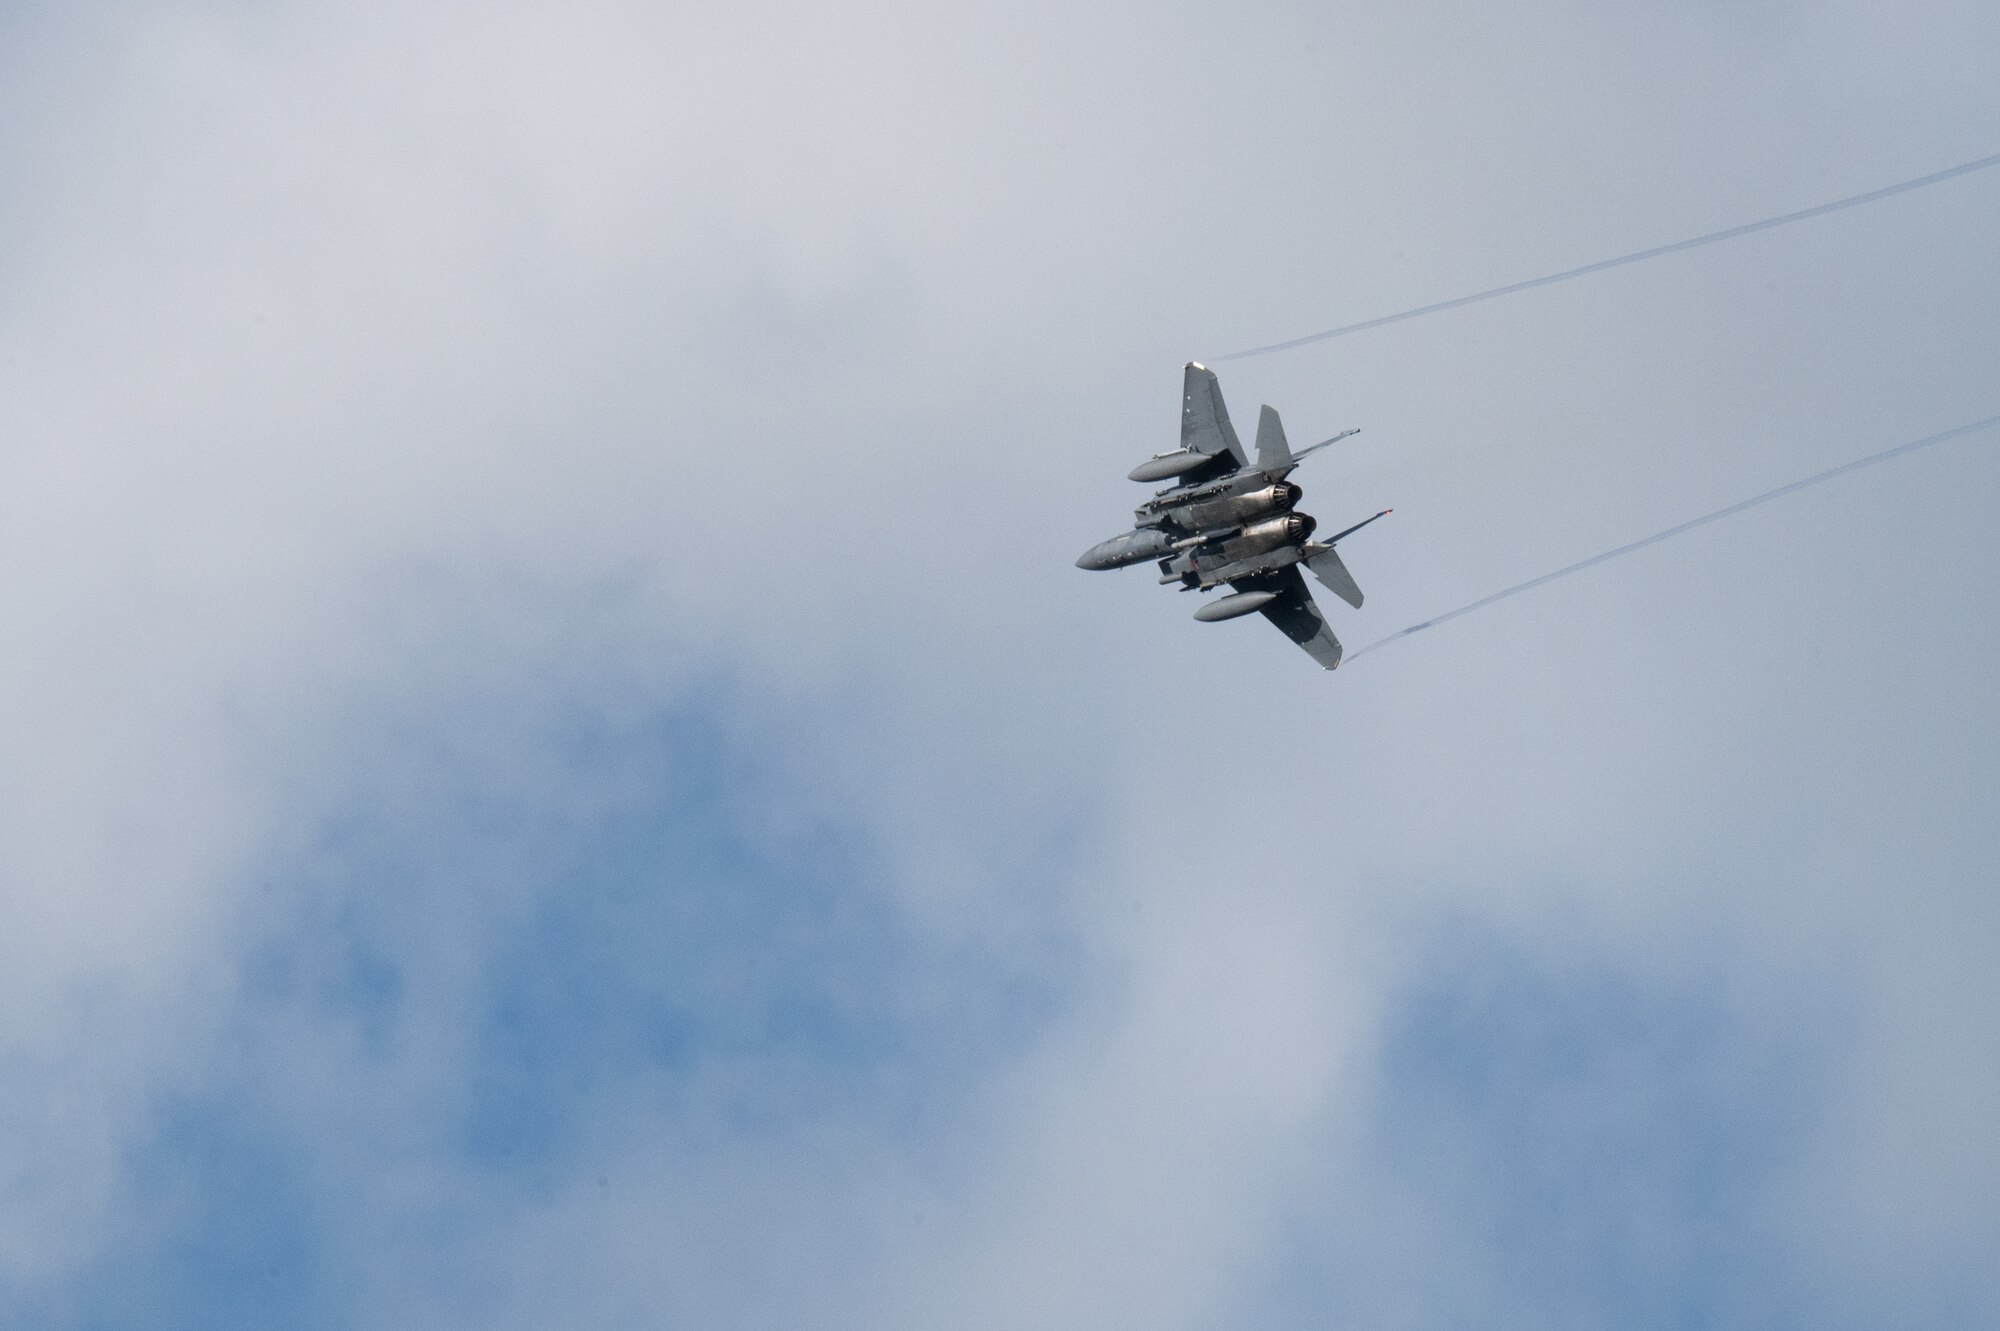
[[1181, 362, 1249, 467], [1234, 565, 1342, 669]]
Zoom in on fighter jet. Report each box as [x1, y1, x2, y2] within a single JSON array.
[[1076, 363, 1388, 670]]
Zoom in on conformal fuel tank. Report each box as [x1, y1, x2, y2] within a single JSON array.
[[1128, 451, 1210, 482], [1192, 589, 1278, 622]]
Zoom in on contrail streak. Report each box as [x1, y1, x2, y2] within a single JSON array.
[[1218, 151, 2000, 362], [1343, 414, 2000, 665]]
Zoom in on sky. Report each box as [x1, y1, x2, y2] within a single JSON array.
[[3, 2, 1998, 1327]]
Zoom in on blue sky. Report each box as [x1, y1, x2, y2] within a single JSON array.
[[3, 2, 1998, 1327], [36, 650, 1075, 1329]]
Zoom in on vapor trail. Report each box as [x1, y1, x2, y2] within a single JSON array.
[[1344, 414, 2000, 665], [1218, 151, 2000, 361]]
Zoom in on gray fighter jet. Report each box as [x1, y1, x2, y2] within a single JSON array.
[[1077, 363, 1388, 670]]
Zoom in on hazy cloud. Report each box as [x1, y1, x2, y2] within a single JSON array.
[[3, 1, 1998, 1326]]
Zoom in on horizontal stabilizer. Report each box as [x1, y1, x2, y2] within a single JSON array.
[[1290, 427, 1359, 465], [1325, 508, 1391, 545], [1306, 547, 1363, 609]]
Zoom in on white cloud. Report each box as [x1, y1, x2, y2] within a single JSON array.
[[4, 0, 2000, 1324]]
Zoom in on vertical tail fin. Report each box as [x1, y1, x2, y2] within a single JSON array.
[[1255, 404, 1293, 472], [1182, 363, 1249, 466]]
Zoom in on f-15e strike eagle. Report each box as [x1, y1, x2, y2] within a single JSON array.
[[1077, 363, 1388, 670]]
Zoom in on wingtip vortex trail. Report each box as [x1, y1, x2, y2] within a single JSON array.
[[1217, 150, 2000, 362], [1341, 414, 2000, 666]]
